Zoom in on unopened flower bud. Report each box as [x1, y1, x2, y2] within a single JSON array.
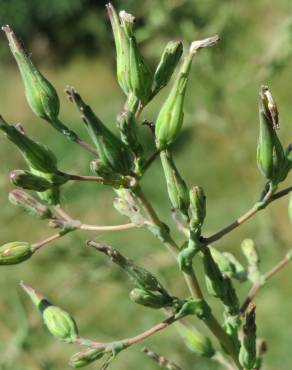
[[69, 347, 105, 368], [20, 281, 79, 343], [8, 189, 52, 219], [160, 150, 189, 217], [10, 170, 52, 191], [257, 86, 286, 185], [130, 288, 171, 309], [0, 116, 58, 173], [176, 322, 215, 357], [189, 186, 206, 231], [152, 40, 183, 95], [66, 87, 133, 175], [201, 249, 226, 299], [155, 35, 218, 149], [0, 241, 33, 265], [2, 25, 59, 122], [239, 304, 257, 369]]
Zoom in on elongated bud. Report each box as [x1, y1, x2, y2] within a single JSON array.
[[130, 288, 172, 309], [210, 247, 235, 277], [2, 26, 78, 140], [119, 10, 153, 104], [241, 239, 261, 283], [20, 281, 78, 343], [221, 276, 239, 316], [189, 186, 206, 231], [8, 189, 52, 219], [155, 35, 219, 149], [69, 347, 106, 368], [66, 86, 133, 175], [239, 304, 257, 369], [160, 150, 189, 217], [201, 249, 226, 298], [257, 86, 286, 185], [176, 322, 215, 357], [0, 116, 58, 173], [152, 41, 183, 95], [0, 241, 33, 265], [10, 170, 52, 191], [87, 241, 172, 300], [116, 110, 143, 158], [2, 26, 58, 120]]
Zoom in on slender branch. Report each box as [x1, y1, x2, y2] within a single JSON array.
[[53, 205, 72, 221], [79, 222, 137, 232], [240, 249, 292, 314], [75, 137, 98, 155], [204, 186, 292, 245], [213, 352, 237, 370], [141, 150, 160, 173], [66, 173, 124, 186], [31, 232, 66, 252]]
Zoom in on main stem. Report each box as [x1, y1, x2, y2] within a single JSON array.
[[134, 186, 241, 368]]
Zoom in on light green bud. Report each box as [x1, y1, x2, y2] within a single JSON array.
[[189, 186, 206, 231], [0, 241, 33, 265], [2, 26, 78, 140], [241, 238, 261, 283], [130, 288, 171, 309], [176, 322, 215, 357], [69, 347, 105, 368], [257, 86, 286, 185], [201, 249, 226, 299], [223, 252, 247, 282], [160, 150, 189, 217], [0, 116, 58, 173], [20, 281, 78, 343], [2, 26, 59, 121], [42, 305, 79, 343], [8, 189, 52, 219], [10, 170, 52, 191], [152, 40, 183, 95], [155, 35, 219, 149]]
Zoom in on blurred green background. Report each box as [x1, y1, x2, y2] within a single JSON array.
[[0, 0, 291, 369]]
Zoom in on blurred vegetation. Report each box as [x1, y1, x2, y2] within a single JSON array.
[[0, 0, 291, 369]]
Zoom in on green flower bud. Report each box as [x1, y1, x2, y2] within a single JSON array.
[[2, 26, 78, 140], [130, 288, 171, 309], [239, 304, 257, 369], [10, 170, 52, 191], [189, 186, 206, 232], [116, 110, 143, 158], [257, 86, 286, 185], [0, 241, 33, 265], [160, 150, 189, 217], [201, 248, 226, 299], [221, 277, 239, 316], [175, 298, 211, 320], [152, 40, 183, 95], [8, 189, 52, 219], [155, 35, 219, 149], [0, 116, 58, 173], [69, 347, 105, 368], [20, 281, 78, 343], [107, 4, 152, 104], [210, 247, 235, 277], [176, 322, 215, 358], [241, 239, 261, 284], [66, 87, 133, 175]]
